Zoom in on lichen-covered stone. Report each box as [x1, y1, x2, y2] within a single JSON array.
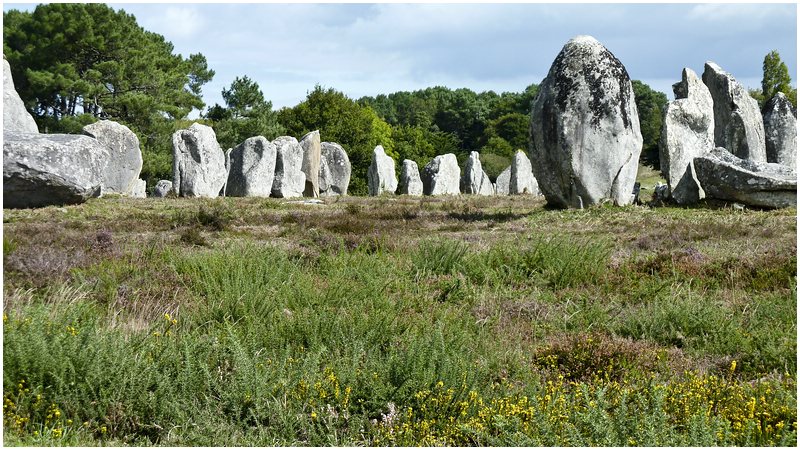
[[319, 142, 351, 196], [153, 180, 173, 198], [172, 123, 227, 198], [702, 62, 766, 162], [494, 166, 511, 196], [530, 35, 642, 208], [271, 136, 306, 198], [82, 120, 143, 196], [3, 57, 38, 134], [509, 150, 540, 195], [461, 151, 494, 195], [763, 92, 797, 168], [422, 153, 461, 196], [367, 145, 397, 195], [226, 136, 277, 197], [300, 130, 321, 197], [399, 159, 424, 196], [694, 147, 796, 208], [659, 68, 714, 205]]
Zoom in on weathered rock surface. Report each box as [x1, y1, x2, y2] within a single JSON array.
[[3, 57, 38, 134], [422, 153, 461, 196], [171, 123, 227, 198], [82, 120, 143, 196], [399, 159, 424, 195], [509, 150, 540, 195], [300, 130, 321, 197], [367, 145, 397, 195], [153, 180, 173, 198], [461, 151, 494, 195], [271, 136, 306, 198], [693, 147, 796, 208], [131, 179, 146, 198], [494, 166, 511, 195], [659, 68, 714, 204], [702, 62, 766, 162], [225, 136, 277, 197], [530, 35, 642, 208], [318, 142, 351, 196], [763, 92, 797, 168], [3, 132, 109, 208]]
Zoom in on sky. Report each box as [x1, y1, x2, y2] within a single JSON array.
[[3, 1, 797, 115]]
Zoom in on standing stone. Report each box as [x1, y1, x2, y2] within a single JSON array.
[[530, 35, 643, 208], [494, 166, 511, 195], [3, 57, 38, 134], [763, 92, 797, 168], [509, 150, 540, 195], [399, 159, 424, 195], [82, 120, 143, 196], [271, 136, 306, 198], [3, 132, 109, 208], [422, 153, 461, 196], [153, 180, 173, 198], [172, 123, 227, 198], [130, 179, 146, 198], [318, 142, 351, 196], [702, 62, 767, 162], [226, 136, 277, 197], [659, 68, 715, 204], [367, 145, 397, 195], [299, 130, 321, 197], [694, 147, 796, 208], [461, 151, 494, 195]]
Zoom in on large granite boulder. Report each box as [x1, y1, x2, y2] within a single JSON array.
[[461, 151, 494, 195], [659, 68, 715, 205], [3, 132, 109, 208], [3, 57, 38, 134], [318, 142, 351, 196], [702, 62, 766, 162], [299, 130, 321, 197], [494, 166, 511, 195], [399, 159, 423, 195], [226, 136, 277, 197], [153, 180, 173, 198], [271, 136, 306, 198], [763, 92, 797, 168], [530, 35, 642, 208], [694, 147, 796, 208], [509, 150, 540, 195], [422, 153, 461, 196], [82, 120, 143, 196], [172, 123, 227, 198], [367, 145, 397, 195]]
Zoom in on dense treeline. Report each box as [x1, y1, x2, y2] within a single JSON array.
[[11, 3, 793, 196]]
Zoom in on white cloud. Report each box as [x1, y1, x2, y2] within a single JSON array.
[[138, 6, 206, 40]]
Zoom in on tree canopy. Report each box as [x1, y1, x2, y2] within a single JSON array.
[[759, 50, 796, 110]]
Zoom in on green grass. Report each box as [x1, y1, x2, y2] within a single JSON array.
[[3, 195, 796, 445]]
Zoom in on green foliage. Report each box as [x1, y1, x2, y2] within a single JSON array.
[[632, 80, 668, 169], [761, 50, 794, 107]]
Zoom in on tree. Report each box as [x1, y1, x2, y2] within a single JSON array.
[[631, 80, 668, 169], [205, 76, 284, 149], [760, 50, 796, 109]]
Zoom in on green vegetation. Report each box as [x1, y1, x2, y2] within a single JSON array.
[[3, 192, 796, 446], [750, 50, 797, 110]]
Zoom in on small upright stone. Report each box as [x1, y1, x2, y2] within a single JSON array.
[[659, 68, 714, 204], [530, 35, 642, 208], [494, 166, 511, 195], [367, 145, 397, 196], [172, 123, 227, 198], [83, 120, 143, 196], [318, 142, 351, 196], [461, 151, 494, 195], [509, 150, 539, 195], [763, 92, 797, 168], [271, 136, 306, 198], [299, 130, 321, 197], [399, 159, 424, 196], [153, 180, 173, 198], [226, 136, 277, 197], [3, 57, 38, 134], [702, 62, 767, 162], [422, 153, 461, 196]]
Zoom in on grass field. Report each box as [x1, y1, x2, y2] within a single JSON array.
[[2, 172, 797, 445]]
